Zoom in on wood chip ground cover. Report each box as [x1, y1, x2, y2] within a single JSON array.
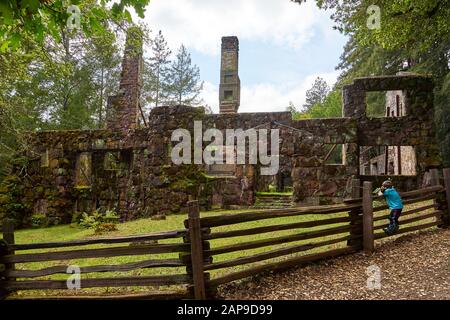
[[218, 228, 450, 300]]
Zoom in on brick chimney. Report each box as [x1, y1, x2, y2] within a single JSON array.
[[219, 36, 240, 114], [107, 27, 143, 132]]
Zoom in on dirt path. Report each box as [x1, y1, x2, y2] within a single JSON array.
[[218, 228, 450, 300]]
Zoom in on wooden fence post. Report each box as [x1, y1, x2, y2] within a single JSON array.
[[1, 218, 15, 299], [348, 179, 362, 248], [430, 168, 450, 228], [362, 181, 374, 254], [2, 218, 15, 269], [187, 201, 207, 300], [430, 168, 440, 186], [442, 168, 450, 226]]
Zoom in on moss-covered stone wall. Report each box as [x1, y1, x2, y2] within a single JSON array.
[[0, 74, 442, 227]]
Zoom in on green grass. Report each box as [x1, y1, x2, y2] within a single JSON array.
[[1, 200, 439, 298], [256, 191, 293, 196]]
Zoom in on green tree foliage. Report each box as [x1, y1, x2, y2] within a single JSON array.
[[85, 32, 122, 126], [0, 22, 123, 177], [166, 45, 203, 106], [143, 30, 172, 109], [0, 0, 149, 51], [1, 9, 205, 178], [0, 0, 210, 185], [292, 90, 342, 119], [303, 76, 330, 111]]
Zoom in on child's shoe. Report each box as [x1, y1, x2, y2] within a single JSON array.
[[393, 223, 399, 233], [383, 223, 398, 235]]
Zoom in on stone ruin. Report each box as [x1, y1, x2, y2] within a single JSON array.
[[359, 72, 418, 176], [219, 37, 240, 114], [0, 30, 443, 227]]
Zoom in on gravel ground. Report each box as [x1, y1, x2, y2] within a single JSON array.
[[218, 228, 450, 300]]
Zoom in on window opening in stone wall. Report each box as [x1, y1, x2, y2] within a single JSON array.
[[119, 150, 133, 171], [224, 90, 233, 101], [359, 146, 416, 176], [75, 152, 92, 187], [40, 149, 49, 168], [224, 75, 234, 84], [366, 90, 406, 118], [323, 144, 343, 165], [104, 152, 121, 171]]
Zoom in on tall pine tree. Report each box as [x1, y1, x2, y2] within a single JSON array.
[[144, 30, 171, 109], [166, 45, 203, 106], [303, 77, 330, 111]]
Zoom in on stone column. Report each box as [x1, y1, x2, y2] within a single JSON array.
[[107, 27, 143, 133], [219, 36, 240, 114]]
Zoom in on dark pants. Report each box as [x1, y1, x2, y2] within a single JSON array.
[[389, 209, 402, 225], [384, 209, 402, 234]]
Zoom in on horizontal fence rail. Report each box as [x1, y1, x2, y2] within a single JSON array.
[[372, 203, 437, 222], [1, 274, 191, 291], [0, 168, 449, 300], [372, 193, 438, 212], [207, 246, 359, 288], [374, 221, 441, 240], [197, 203, 362, 228], [3, 259, 187, 278], [203, 235, 354, 271], [9, 291, 190, 300], [196, 200, 361, 290], [0, 228, 194, 300], [0, 243, 190, 264], [204, 215, 354, 240], [204, 224, 358, 256], [8, 230, 187, 251], [344, 185, 444, 204]]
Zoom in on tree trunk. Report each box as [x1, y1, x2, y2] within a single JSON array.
[[99, 67, 104, 126]]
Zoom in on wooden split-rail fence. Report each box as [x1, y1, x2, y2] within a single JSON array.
[[1, 168, 449, 300]]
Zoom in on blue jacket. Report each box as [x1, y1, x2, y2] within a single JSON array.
[[383, 187, 403, 210]]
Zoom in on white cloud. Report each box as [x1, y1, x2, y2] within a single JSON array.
[[202, 71, 340, 113], [133, 0, 344, 113], [201, 81, 220, 112], [143, 0, 334, 55]]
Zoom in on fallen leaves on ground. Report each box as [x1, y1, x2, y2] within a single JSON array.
[[218, 228, 450, 300]]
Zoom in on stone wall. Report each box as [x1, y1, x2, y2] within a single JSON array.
[[0, 38, 442, 228], [290, 119, 357, 204], [343, 74, 441, 190], [0, 107, 217, 226], [106, 27, 143, 133]]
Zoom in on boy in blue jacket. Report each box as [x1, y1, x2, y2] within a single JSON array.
[[379, 180, 403, 235]]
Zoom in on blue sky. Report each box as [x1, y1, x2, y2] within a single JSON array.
[[138, 0, 348, 113]]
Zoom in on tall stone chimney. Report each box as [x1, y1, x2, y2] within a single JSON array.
[[107, 26, 143, 132], [219, 36, 240, 114]]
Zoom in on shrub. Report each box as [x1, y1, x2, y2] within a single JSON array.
[[79, 209, 120, 232], [30, 214, 47, 228], [79, 210, 101, 229], [268, 183, 277, 193], [103, 210, 120, 223], [47, 216, 61, 226], [71, 211, 84, 225]]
